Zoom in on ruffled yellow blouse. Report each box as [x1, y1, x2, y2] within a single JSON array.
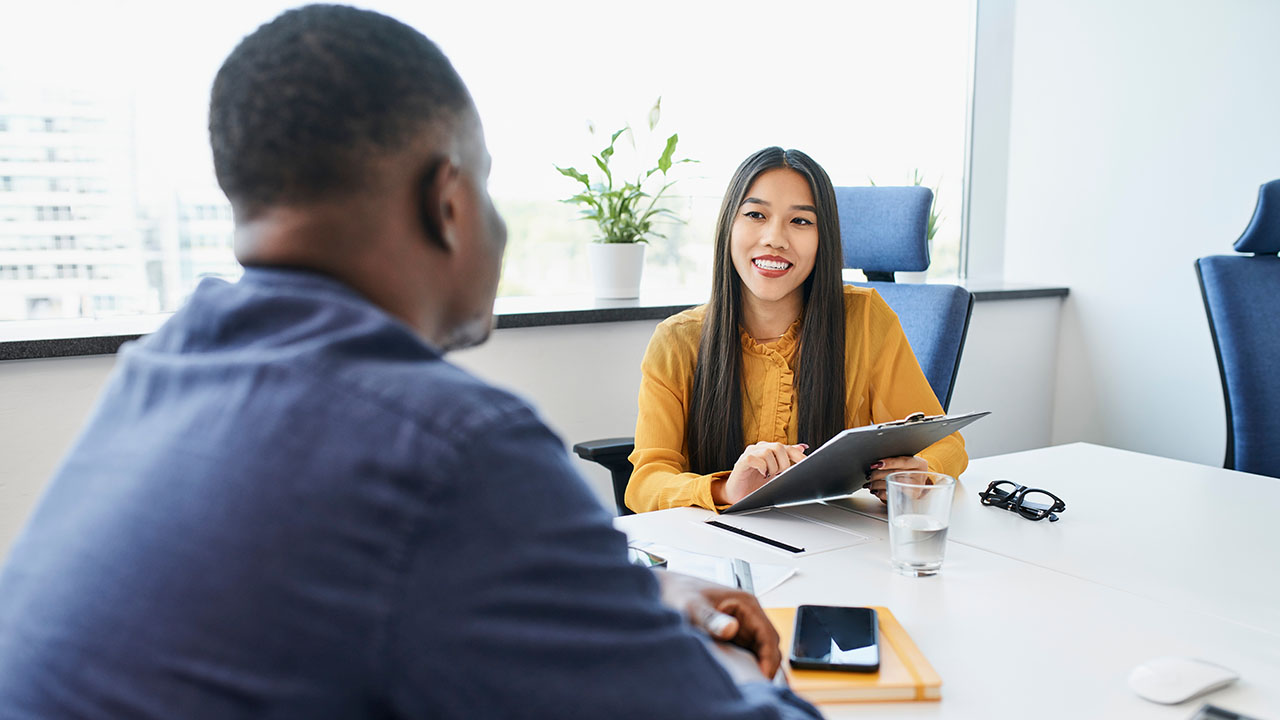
[[626, 285, 968, 512]]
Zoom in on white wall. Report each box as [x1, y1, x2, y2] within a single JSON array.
[[0, 295, 1060, 556], [993, 0, 1280, 465], [0, 355, 116, 554]]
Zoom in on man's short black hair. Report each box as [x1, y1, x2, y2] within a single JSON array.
[[209, 4, 471, 216]]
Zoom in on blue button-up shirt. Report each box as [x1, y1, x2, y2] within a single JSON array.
[[0, 268, 819, 719]]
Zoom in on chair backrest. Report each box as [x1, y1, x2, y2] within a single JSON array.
[[847, 283, 973, 411], [1194, 179, 1280, 478], [836, 185, 932, 279], [836, 185, 973, 411]]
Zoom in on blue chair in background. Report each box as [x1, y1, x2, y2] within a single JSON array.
[[1195, 179, 1280, 478], [836, 186, 974, 411], [574, 186, 974, 515]]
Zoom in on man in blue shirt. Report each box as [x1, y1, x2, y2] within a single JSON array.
[[0, 6, 820, 719]]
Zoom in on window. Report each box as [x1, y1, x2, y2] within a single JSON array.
[[0, 1, 972, 322], [26, 297, 57, 317]]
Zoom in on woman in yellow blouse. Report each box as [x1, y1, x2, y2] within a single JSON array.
[[626, 147, 968, 513]]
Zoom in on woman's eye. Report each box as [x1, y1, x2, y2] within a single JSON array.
[[792, 217, 815, 226], [743, 210, 765, 220]]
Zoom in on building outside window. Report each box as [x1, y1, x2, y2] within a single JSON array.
[[1, 0, 972, 324]]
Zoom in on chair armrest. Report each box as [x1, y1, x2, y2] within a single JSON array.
[[572, 437, 636, 466], [572, 437, 638, 516]]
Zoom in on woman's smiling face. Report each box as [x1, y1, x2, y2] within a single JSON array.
[[730, 167, 820, 311]]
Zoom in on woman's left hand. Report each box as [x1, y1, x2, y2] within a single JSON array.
[[863, 455, 929, 504]]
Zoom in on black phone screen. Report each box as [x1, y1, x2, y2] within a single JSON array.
[[790, 605, 880, 673]]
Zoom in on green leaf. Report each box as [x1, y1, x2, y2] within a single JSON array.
[[648, 97, 662, 131], [555, 165, 591, 187], [600, 127, 627, 163], [657, 133, 678, 173], [566, 193, 601, 209], [593, 155, 613, 188]]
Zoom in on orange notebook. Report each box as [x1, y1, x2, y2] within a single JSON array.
[[767, 606, 942, 704]]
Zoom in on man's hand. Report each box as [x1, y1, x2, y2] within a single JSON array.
[[863, 455, 929, 503], [653, 569, 782, 678]]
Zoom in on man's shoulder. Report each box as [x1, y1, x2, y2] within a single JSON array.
[[145, 273, 543, 445], [331, 354, 541, 444]]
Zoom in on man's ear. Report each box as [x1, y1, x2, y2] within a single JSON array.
[[417, 157, 461, 252]]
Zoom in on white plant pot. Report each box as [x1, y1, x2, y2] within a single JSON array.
[[587, 242, 645, 299]]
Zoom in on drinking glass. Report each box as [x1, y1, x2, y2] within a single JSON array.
[[886, 471, 956, 577]]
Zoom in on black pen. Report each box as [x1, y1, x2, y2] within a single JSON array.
[[706, 520, 805, 554]]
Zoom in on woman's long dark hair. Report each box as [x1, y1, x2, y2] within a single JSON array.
[[686, 147, 847, 474]]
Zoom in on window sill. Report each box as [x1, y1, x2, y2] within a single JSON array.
[[0, 283, 1066, 362]]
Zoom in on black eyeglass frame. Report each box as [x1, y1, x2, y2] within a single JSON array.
[[978, 480, 1066, 522]]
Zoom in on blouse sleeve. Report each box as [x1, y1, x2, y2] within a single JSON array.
[[626, 321, 729, 512], [863, 293, 969, 479]]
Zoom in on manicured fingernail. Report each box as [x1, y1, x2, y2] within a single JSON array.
[[862, 482, 871, 489], [870, 462, 884, 469], [799, 444, 809, 450]]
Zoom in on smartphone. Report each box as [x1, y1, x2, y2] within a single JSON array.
[[790, 605, 880, 673]]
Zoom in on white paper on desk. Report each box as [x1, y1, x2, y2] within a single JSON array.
[[822, 494, 888, 521], [708, 504, 875, 557], [631, 542, 798, 597]]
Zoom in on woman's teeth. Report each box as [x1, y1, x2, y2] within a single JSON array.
[[753, 258, 791, 271]]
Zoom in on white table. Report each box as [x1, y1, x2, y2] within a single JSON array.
[[615, 443, 1280, 719], [831, 443, 1280, 636]]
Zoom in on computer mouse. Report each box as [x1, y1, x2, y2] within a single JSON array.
[[1128, 656, 1239, 704]]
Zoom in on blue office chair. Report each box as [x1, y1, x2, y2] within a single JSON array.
[[574, 186, 974, 514], [837, 186, 974, 411], [1195, 179, 1280, 478]]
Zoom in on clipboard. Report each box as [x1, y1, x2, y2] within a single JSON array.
[[722, 411, 989, 514]]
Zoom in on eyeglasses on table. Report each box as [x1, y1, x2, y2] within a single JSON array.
[[978, 480, 1066, 522]]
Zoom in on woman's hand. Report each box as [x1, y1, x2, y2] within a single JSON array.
[[863, 455, 929, 504], [714, 441, 808, 505]]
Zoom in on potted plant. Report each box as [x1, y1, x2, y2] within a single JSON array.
[[555, 99, 692, 299]]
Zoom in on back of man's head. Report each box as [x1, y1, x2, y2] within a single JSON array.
[[209, 4, 471, 219]]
